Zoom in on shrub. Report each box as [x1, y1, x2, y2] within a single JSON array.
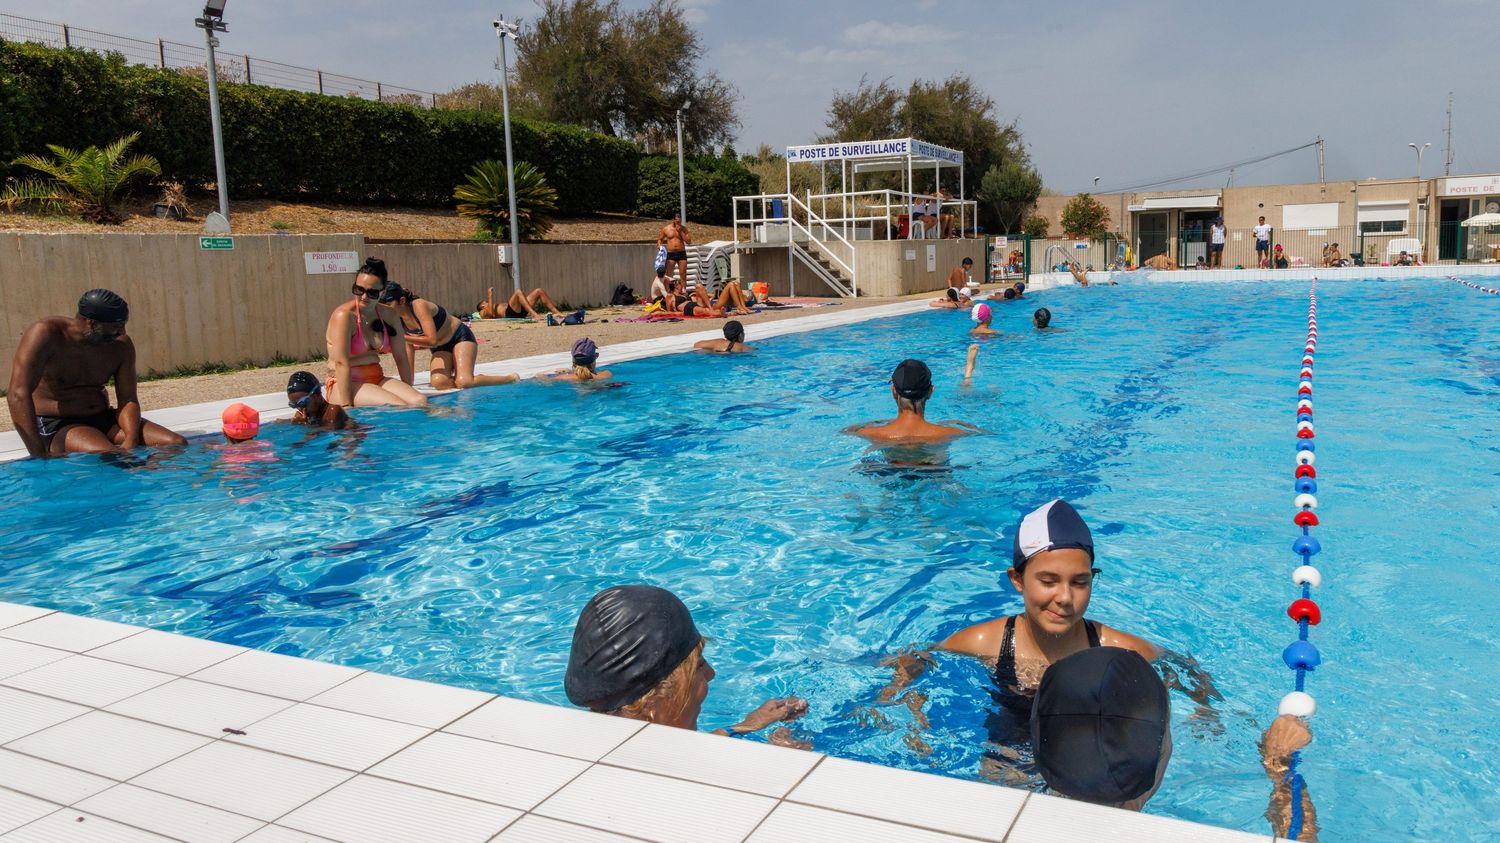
[[636, 154, 759, 226], [1021, 215, 1050, 238], [3, 132, 160, 223], [454, 159, 558, 241]]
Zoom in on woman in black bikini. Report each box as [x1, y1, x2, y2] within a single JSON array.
[[380, 283, 518, 390]]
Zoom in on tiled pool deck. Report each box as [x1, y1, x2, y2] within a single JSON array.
[[10, 269, 1489, 840], [0, 603, 1278, 842]]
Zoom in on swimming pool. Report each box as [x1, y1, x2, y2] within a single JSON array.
[[2, 277, 1497, 841]]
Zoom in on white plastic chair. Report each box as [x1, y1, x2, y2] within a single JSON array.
[[1386, 238, 1421, 261]]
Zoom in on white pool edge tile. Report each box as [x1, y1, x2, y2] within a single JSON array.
[[0, 604, 1274, 843]]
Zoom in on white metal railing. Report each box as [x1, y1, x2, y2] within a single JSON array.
[[805, 188, 977, 242]]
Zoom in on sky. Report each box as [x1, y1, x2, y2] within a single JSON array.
[[12, 0, 1498, 195]]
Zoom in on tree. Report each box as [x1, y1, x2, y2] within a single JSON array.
[[513, 0, 738, 152], [1060, 193, 1111, 239], [2, 132, 160, 223], [1021, 215, 1050, 238], [822, 74, 1029, 231], [454, 159, 558, 241], [979, 160, 1042, 235]]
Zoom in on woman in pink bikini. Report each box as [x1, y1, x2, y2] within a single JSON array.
[[324, 257, 426, 408]]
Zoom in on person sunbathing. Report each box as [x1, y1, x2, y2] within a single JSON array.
[[477, 285, 565, 322]]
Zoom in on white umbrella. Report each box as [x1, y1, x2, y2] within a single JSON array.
[[1461, 212, 1500, 227]]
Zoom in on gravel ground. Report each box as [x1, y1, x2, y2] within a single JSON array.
[[0, 290, 970, 432]]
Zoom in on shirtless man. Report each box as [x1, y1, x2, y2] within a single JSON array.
[[1142, 253, 1174, 271], [657, 214, 692, 295], [8, 289, 187, 458], [947, 258, 974, 294], [846, 359, 978, 443]]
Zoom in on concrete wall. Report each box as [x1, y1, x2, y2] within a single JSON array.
[[734, 240, 982, 298], [0, 234, 665, 378]]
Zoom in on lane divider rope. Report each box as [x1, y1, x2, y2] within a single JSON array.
[[1282, 278, 1323, 841], [1449, 274, 1500, 295]]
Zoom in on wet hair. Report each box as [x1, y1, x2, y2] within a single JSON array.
[[961, 257, 973, 266], [1034, 307, 1052, 328], [357, 256, 388, 282], [608, 639, 706, 721], [723, 320, 745, 345]]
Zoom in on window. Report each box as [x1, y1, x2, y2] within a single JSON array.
[[1357, 201, 1408, 235]]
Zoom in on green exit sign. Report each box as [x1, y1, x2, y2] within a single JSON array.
[[198, 236, 234, 250]]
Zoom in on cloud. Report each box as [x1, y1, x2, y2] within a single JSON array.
[[680, 0, 718, 24], [795, 46, 881, 65], [842, 20, 956, 46]]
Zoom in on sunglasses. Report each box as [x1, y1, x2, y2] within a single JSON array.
[[352, 282, 384, 298]]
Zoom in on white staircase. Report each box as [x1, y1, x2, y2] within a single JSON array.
[[731, 193, 859, 297]]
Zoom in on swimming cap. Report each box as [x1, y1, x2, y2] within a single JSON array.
[[1013, 499, 1094, 566], [946, 287, 959, 302], [287, 371, 320, 396], [891, 359, 932, 400], [724, 320, 745, 343], [221, 403, 260, 439], [78, 289, 129, 323], [1031, 647, 1168, 805], [1003, 288, 1017, 300], [571, 337, 599, 365], [1015, 281, 1027, 292], [564, 585, 702, 711], [1275, 244, 1284, 252], [971, 303, 991, 323]]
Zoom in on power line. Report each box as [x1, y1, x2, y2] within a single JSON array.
[[1091, 140, 1323, 194]]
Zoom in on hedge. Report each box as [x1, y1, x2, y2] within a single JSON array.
[[636, 155, 760, 226], [0, 39, 638, 214]]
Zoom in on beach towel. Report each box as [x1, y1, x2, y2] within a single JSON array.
[[654, 246, 667, 273]]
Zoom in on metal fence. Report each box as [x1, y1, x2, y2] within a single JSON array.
[[1437, 220, 1500, 264], [1155, 225, 1425, 269], [0, 13, 440, 107]]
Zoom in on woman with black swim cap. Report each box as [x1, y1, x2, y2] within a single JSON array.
[[565, 585, 807, 740], [324, 257, 426, 408], [378, 283, 518, 391], [692, 320, 754, 353]]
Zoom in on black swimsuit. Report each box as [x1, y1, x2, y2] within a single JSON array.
[[403, 304, 475, 354], [992, 615, 1102, 717]]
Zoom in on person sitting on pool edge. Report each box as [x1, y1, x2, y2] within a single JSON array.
[[846, 359, 978, 443], [380, 283, 519, 391], [694, 320, 754, 353], [970, 303, 998, 336], [7, 288, 187, 458], [476, 285, 565, 322], [325, 258, 426, 408], [1272, 245, 1290, 269], [565, 585, 808, 744], [540, 337, 613, 383], [1031, 646, 1172, 811], [286, 371, 352, 429]]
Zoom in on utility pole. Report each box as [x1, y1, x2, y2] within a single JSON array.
[[1316, 137, 1324, 184], [1444, 92, 1454, 176]]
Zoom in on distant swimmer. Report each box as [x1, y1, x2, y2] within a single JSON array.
[[694, 320, 754, 353], [7, 289, 187, 458], [970, 303, 999, 336], [846, 359, 978, 443], [1141, 253, 1173, 271], [930, 285, 972, 309], [1033, 307, 1062, 330]]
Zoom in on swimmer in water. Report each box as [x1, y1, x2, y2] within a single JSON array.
[[565, 585, 808, 744], [693, 320, 754, 353], [286, 371, 352, 429], [540, 337, 613, 383], [1033, 307, 1054, 330], [845, 359, 979, 443], [929, 285, 972, 309], [221, 403, 260, 443], [970, 303, 998, 336]]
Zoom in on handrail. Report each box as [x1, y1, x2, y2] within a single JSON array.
[[786, 193, 856, 285], [731, 192, 858, 296]]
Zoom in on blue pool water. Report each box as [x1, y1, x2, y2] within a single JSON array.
[[2, 277, 1498, 841]]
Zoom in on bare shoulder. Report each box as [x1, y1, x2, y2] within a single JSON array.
[[940, 617, 1006, 657], [1097, 623, 1160, 660]]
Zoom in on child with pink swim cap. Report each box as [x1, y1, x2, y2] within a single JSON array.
[[970, 303, 998, 336]]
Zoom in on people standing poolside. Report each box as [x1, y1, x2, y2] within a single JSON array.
[[657, 214, 693, 294], [380, 283, 518, 391], [286, 371, 352, 429], [325, 258, 426, 408], [540, 337, 613, 383], [694, 320, 755, 353], [7, 289, 187, 458], [565, 585, 808, 743], [1254, 216, 1272, 268], [948, 257, 974, 293], [1209, 218, 1226, 267], [846, 359, 978, 443]]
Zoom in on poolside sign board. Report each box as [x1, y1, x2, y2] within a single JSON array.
[[198, 236, 234, 250], [303, 250, 361, 275], [1440, 175, 1500, 196], [784, 138, 964, 165]]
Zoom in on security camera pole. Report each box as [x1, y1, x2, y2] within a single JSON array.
[[676, 101, 691, 225], [195, 1, 231, 227], [495, 15, 522, 293]]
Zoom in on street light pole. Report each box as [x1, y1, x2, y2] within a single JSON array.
[[495, 15, 521, 294], [194, 2, 231, 228], [1408, 142, 1431, 181], [676, 102, 691, 225]]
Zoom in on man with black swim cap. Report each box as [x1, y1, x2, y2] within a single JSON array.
[[8, 289, 186, 458], [692, 319, 755, 353], [846, 358, 977, 443], [565, 585, 807, 739]]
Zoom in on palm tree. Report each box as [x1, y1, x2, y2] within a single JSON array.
[[2, 133, 161, 224], [453, 159, 558, 241]]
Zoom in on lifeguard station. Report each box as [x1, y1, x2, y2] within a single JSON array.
[[727, 138, 981, 298]]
